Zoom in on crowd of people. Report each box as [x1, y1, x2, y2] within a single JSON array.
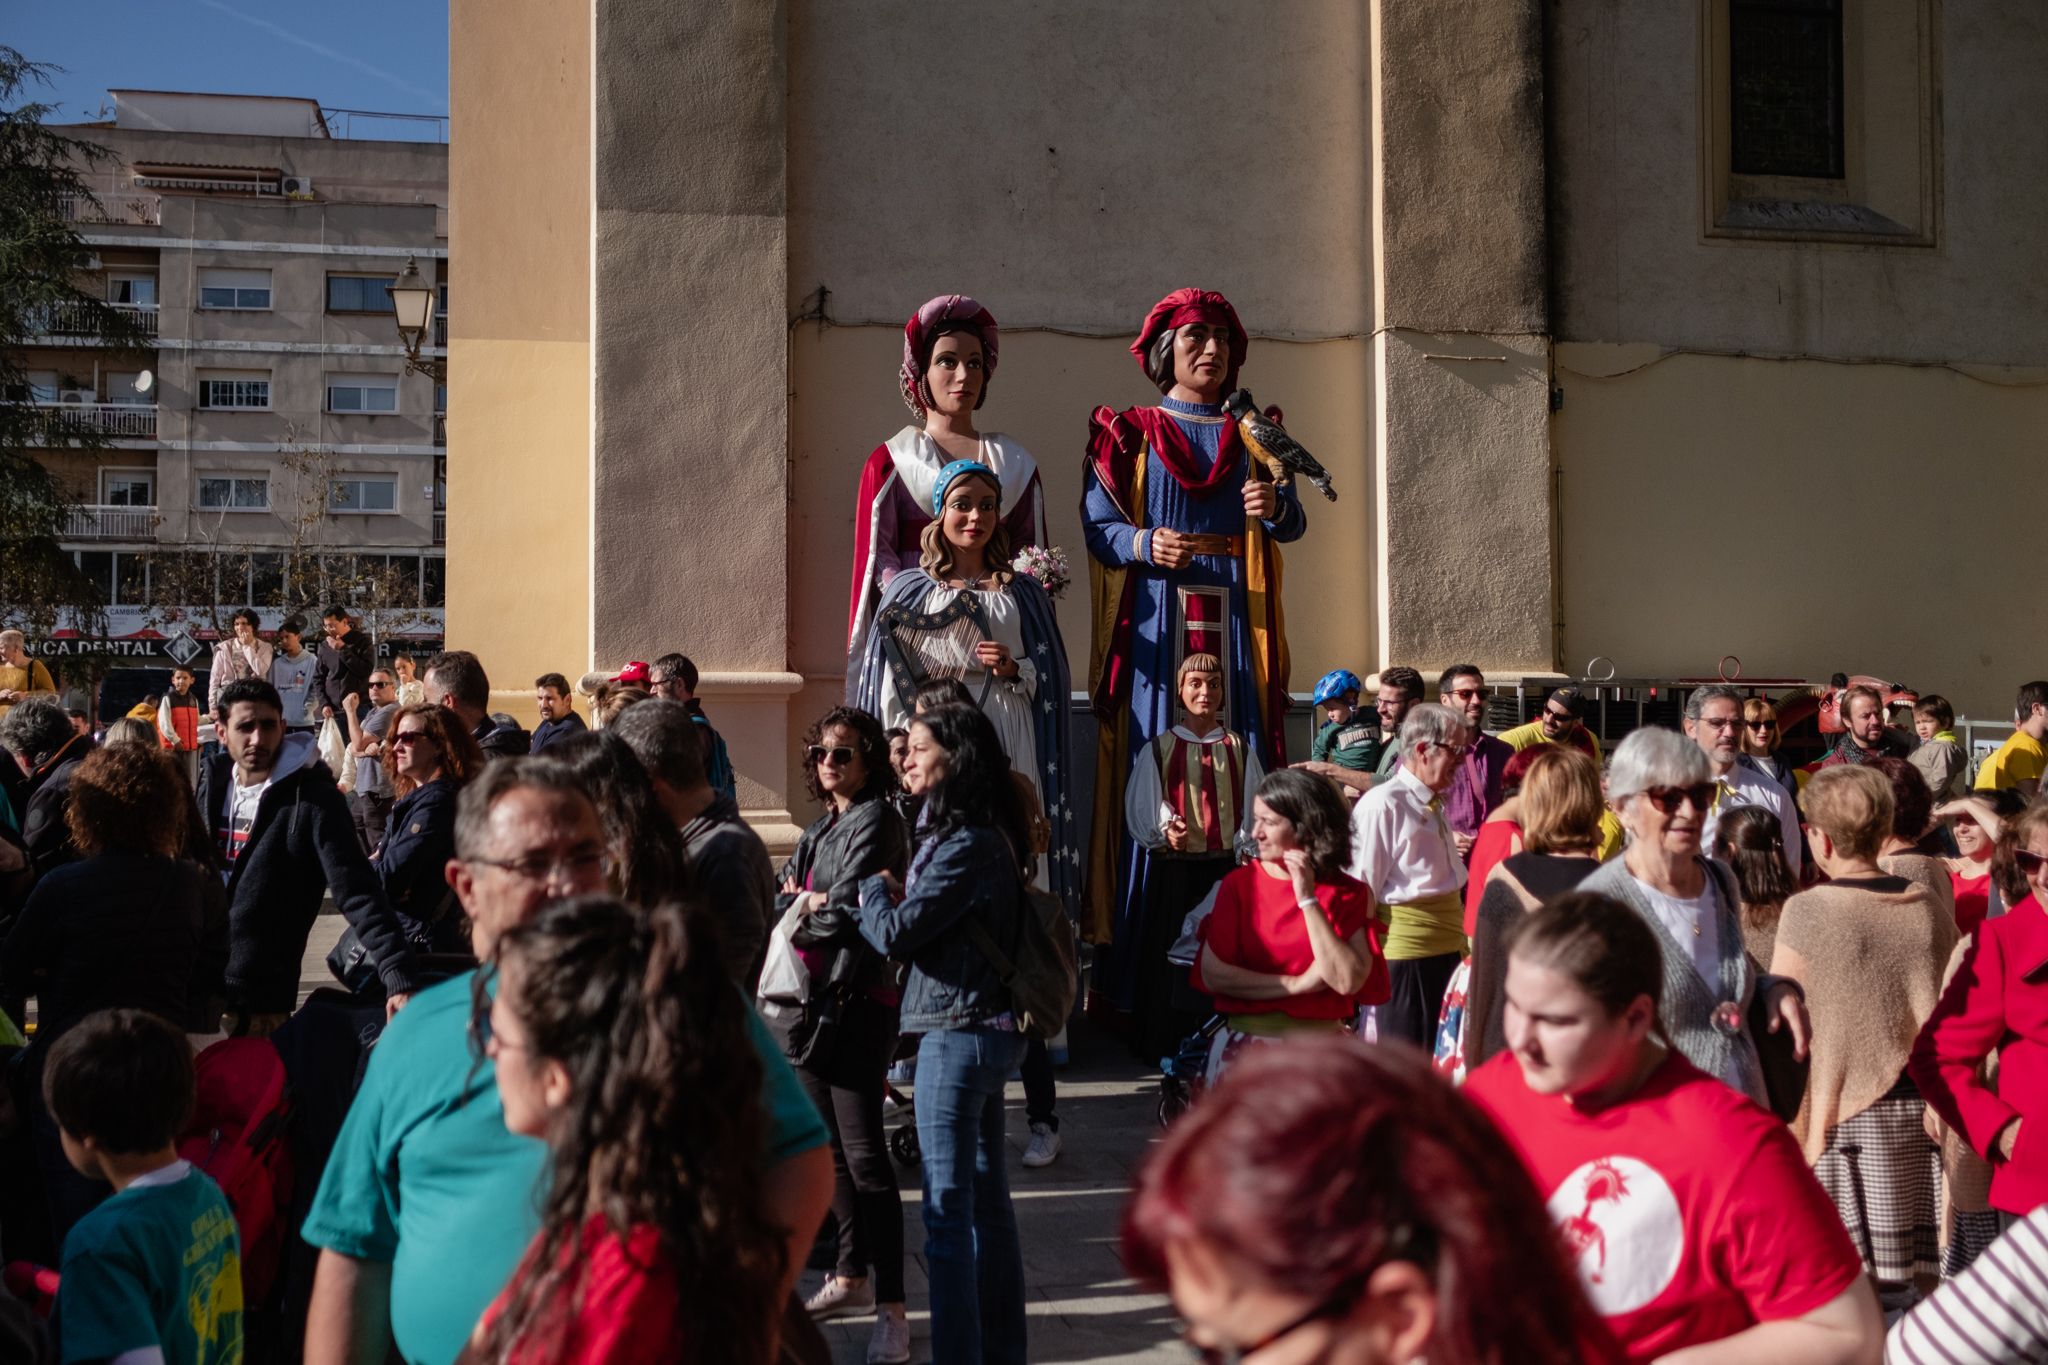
[[0, 284, 2045, 1365]]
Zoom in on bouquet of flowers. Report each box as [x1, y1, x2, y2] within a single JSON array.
[[1011, 544, 1071, 600]]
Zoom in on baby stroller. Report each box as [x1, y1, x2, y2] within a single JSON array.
[[886, 1032, 921, 1167], [1156, 1014, 1227, 1127]]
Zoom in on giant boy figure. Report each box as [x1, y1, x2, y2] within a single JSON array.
[[1082, 288, 1307, 1018]]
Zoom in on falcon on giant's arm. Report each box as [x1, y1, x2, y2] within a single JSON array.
[[1223, 389, 1337, 502]]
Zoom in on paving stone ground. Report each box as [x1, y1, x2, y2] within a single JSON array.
[[299, 916, 1187, 1363]]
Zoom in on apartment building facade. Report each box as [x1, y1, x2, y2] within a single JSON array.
[[20, 90, 447, 667]]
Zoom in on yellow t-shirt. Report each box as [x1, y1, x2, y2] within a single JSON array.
[[1974, 730, 2047, 792], [1596, 809, 1626, 861], [1498, 719, 1605, 767]]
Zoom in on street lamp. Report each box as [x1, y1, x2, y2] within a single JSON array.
[[386, 255, 444, 381]]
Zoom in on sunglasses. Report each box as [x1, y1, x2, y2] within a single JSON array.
[[1447, 688, 1486, 701], [807, 744, 857, 766], [2017, 851, 2048, 876], [391, 731, 433, 747], [1184, 1281, 1364, 1365], [1543, 708, 1575, 723], [1641, 783, 1715, 814], [1744, 719, 1776, 731]]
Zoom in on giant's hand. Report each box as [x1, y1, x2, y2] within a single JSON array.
[[1241, 480, 1279, 520], [1148, 528, 1196, 569]]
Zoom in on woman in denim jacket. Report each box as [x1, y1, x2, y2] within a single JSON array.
[[855, 702, 1031, 1365]]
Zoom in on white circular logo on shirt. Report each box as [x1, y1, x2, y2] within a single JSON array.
[[1545, 1155, 1684, 1315]]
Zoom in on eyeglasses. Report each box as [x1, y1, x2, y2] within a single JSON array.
[[1696, 716, 1741, 731], [391, 730, 434, 748], [1427, 740, 1470, 760], [1447, 688, 1486, 702], [2017, 850, 2048, 876], [1640, 783, 1715, 815], [807, 744, 857, 766], [1744, 719, 1776, 731], [470, 848, 614, 885], [471, 1005, 530, 1057], [1183, 1283, 1362, 1365]]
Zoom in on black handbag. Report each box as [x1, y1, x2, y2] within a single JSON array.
[[1748, 987, 1810, 1124]]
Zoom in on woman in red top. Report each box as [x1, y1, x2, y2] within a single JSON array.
[[1124, 1034, 1622, 1365], [461, 896, 788, 1364], [1913, 802, 2048, 1219], [1193, 768, 1386, 1080], [1937, 793, 2024, 939], [1464, 892, 1882, 1365]]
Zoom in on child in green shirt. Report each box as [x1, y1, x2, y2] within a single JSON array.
[[47, 1009, 243, 1365], [1298, 668, 1378, 799]]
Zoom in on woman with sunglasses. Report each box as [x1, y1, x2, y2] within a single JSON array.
[[853, 702, 1033, 1364], [1913, 801, 2048, 1230], [376, 703, 486, 952], [462, 896, 794, 1362], [1126, 1032, 1623, 1365], [1739, 697, 1799, 800], [1770, 766, 1957, 1297], [1580, 728, 1810, 1106], [770, 706, 912, 1363], [1468, 893, 1881, 1364]]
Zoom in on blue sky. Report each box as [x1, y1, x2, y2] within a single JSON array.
[[10, 0, 448, 137]]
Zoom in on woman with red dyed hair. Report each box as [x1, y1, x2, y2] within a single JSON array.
[[1123, 1034, 1621, 1364]]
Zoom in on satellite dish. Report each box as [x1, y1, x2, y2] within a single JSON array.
[[135, 369, 154, 394]]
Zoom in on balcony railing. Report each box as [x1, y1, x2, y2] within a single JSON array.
[[26, 402, 159, 440], [26, 302, 159, 340], [63, 504, 158, 541], [432, 512, 446, 545], [432, 414, 445, 446], [58, 193, 162, 226]]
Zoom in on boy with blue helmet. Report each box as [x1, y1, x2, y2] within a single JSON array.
[[1298, 668, 1379, 796]]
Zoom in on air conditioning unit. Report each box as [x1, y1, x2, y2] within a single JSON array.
[[58, 389, 92, 404], [282, 175, 314, 197], [79, 253, 103, 271]]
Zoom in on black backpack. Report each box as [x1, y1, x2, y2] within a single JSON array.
[[958, 840, 1077, 1041]]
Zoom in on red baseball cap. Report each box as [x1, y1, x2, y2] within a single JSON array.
[[615, 660, 651, 685]]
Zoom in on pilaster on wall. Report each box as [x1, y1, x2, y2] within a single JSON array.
[[590, 0, 801, 845], [1369, 0, 1556, 673]]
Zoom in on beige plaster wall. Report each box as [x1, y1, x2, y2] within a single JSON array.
[[786, 0, 1373, 336], [1554, 344, 2048, 719], [446, 0, 590, 714], [1549, 0, 2048, 365], [787, 324, 1376, 810]]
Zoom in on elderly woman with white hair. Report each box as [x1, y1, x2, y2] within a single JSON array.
[[1580, 727, 1811, 1106]]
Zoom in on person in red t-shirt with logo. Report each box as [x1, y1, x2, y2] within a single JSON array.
[[1464, 892, 1883, 1365], [1193, 768, 1388, 1082]]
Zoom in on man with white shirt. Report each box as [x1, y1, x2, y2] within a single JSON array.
[[1347, 701, 1470, 1049], [1684, 685, 1803, 876]]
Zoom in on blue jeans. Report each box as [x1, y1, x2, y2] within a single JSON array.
[[917, 1026, 1029, 1365]]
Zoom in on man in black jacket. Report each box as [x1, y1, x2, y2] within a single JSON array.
[[0, 694, 94, 879], [424, 649, 529, 759], [310, 605, 374, 722], [198, 678, 422, 1035]]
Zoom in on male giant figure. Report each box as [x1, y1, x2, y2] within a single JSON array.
[[1082, 288, 1307, 1013]]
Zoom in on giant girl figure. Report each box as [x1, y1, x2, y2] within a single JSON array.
[[845, 294, 1045, 686], [849, 447, 1076, 915], [1083, 288, 1308, 1019]]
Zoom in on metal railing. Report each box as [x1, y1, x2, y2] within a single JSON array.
[[432, 414, 445, 446], [26, 302, 159, 339], [26, 403, 159, 439], [62, 504, 157, 541], [432, 512, 446, 545], [58, 192, 162, 226], [132, 174, 280, 196]]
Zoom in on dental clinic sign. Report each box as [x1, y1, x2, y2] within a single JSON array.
[[18, 605, 444, 660]]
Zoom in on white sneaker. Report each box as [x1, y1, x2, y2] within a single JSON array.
[[867, 1306, 911, 1364], [805, 1275, 876, 1321], [1021, 1121, 1062, 1168]]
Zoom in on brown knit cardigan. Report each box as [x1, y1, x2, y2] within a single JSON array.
[[1771, 878, 1958, 1162]]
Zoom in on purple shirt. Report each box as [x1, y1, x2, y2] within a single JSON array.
[[1443, 732, 1513, 843]]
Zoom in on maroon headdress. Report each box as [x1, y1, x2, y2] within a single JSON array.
[[900, 293, 1000, 415], [1131, 288, 1248, 395]]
